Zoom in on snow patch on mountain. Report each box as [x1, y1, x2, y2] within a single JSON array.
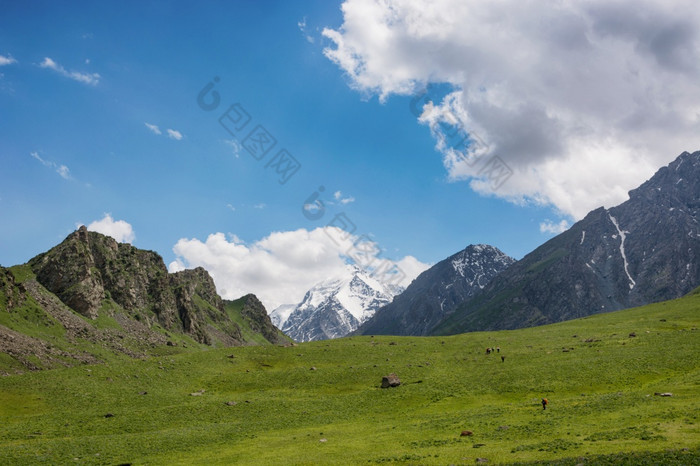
[[451, 244, 514, 289], [608, 212, 636, 290]]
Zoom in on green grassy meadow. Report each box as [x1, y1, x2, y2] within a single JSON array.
[[1, 291, 699, 464]]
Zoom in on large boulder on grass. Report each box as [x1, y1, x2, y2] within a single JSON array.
[[381, 373, 401, 388]]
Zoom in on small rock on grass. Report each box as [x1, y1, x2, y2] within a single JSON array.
[[461, 430, 473, 436], [225, 401, 237, 406]]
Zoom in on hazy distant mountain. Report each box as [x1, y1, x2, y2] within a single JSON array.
[[356, 244, 515, 336], [274, 266, 402, 342], [433, 151, 700, 335]]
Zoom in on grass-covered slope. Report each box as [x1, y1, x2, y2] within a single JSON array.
[[0, 289, 698, 464]]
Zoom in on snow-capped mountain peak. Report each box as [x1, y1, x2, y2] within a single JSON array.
[[272, 265, 403, 342]]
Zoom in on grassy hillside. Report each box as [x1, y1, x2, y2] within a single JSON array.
[[0, 289, 698, 464], [0, 265, 288, 374]]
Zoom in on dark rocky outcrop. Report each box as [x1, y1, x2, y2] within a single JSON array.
[[237, 294, 289, 345], [28, 227, 242, 344], [381, 373, 401, 388]]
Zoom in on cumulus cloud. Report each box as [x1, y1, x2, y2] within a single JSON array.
[[168, 227, 430, 310], [39, 57, 100, 85], [86, 214, 135, 243], [540, 219, 571, 235], [30, 151, 71, 180], [144, 122, 161, 135], [166, 128, 183, 140], [0, 54, 17, 66], [323, 0, 700, 219]]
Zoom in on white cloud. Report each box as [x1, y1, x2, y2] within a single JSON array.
[[39, 57, 100, 85], [144, 122, 161, 135], [539, 219, 571, 235], [86, 214, 135, 243], [323, 0, 700, 219], [30, 151, 72, 180], [333, 190, 356, 205], [298, 16, 315, 43], [168, 227, 429, 310], [223, 139, 241, 158], [253, 203, 266, 209], [166, 129, 183, 140], [0, 55, 17, 66]]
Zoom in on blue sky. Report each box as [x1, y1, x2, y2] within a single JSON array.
[[2, 1, 698, 309]]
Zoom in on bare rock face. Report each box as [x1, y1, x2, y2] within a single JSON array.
[[171, 267, 239, 345], [27, 227, 240, 344], [29, 226, 105, 319], [238, 293, 289, 345]]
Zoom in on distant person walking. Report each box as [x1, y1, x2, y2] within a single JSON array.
[[541, 398, 548, 410]]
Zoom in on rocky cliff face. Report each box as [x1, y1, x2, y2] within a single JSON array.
[[357, 244, 515, 336], [237, 294, 289, 345], [28, 227, 239, 345], [433, 151, 700, 335]]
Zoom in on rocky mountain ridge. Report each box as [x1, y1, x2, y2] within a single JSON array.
[[356, 244, 516, 336], [433, 151, 700, 335], [0, 227, 288, 372]]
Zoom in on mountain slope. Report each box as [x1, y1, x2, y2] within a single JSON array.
[[278, 266, 401, 342], [224, 294, 290, 346], [357, 244, 515, 336], [0, 227, 288, 372], [433, 150, 700, 335]]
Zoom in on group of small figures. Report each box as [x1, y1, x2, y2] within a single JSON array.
[[485, 346, 505, 362]]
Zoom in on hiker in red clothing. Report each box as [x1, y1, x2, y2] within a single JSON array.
[[542, 398, 548, 410]]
